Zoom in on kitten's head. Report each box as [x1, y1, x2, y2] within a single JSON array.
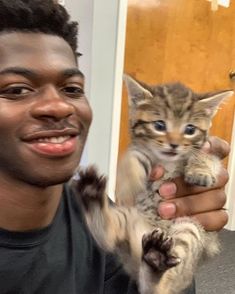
[[124, 74, 233, 162]]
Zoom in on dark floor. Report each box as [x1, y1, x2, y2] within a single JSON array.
[[196, 229, 235, 294]]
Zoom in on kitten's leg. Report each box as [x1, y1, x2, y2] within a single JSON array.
[[185, 153, 221, 187], [75, 165, 152, 280], [116, 149, 152, 206], [139, 229, 180, 294], [74, 165, 128, 251], [142, 229, 180, 271], [148, 218, 220, 294]]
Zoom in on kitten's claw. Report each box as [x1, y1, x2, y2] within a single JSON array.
[[75, 165, 107, 209], [185, 172, 216, 187], [142, 229, 180, 272]]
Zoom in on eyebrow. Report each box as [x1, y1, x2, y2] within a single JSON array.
[[0, 67, 38, 79], [62, 68, 84, 79], [0, 67, 84, 79]]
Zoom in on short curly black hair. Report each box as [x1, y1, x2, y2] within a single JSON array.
[[0, 0, 79, 54]]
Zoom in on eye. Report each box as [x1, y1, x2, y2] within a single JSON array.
[[61, 85, 84, 98], [154, 120, 166, 132], [0, 86, 33, 97], [184, 124, 196, 135]]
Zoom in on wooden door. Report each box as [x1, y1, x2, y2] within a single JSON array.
[[119, 0, 235, 166]]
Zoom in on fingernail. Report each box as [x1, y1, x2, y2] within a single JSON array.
[[158, 202, 176, 219], [158, 183, 177, 199]]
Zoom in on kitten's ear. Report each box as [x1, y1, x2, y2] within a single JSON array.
[[198, 90, 234, 117], [123, 74, 153, 106]]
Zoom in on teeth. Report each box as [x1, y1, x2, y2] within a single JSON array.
[[37, 136, 70, 143]]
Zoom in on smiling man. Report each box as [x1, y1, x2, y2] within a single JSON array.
[[0, 1, 229, 294]]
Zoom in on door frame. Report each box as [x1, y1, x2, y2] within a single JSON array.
[[225, 114, 235, 230], [106, 0, 128, 200]]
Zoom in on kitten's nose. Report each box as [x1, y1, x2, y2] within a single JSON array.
[[170, 144, 179, 149]]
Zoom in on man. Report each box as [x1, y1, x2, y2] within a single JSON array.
[[0, 1, 229, 293]]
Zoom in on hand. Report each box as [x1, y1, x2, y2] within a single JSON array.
[[150, 136, 230, 231]]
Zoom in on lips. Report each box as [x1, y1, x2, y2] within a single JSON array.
[[22, 129, 80, 157]]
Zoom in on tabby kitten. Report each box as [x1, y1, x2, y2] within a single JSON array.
[[75, 75, 233, 294]]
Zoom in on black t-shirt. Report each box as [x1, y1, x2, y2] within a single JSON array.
[[0, 185, 195, 294]]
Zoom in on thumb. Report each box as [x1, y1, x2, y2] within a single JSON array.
[[149, 165, 165, 181]]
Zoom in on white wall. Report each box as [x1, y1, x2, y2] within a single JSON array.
[[88, 1, 128, 199], [65, 0, 93, 97], [87, 0, 121, 176], [65, 0, 94, 166], [65, 0, 128, 199]]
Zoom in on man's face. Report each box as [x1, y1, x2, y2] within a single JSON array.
[[0, 32, 92, 187]]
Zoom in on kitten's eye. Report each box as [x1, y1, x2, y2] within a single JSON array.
[[154, 120, 166, 132], [184, 124, 196, 135]]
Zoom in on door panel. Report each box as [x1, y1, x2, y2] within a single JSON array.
[[119, 0, 235, 166]]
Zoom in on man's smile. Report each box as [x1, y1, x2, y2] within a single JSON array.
[[24, 135, 78, 157], [21, 128, 81, 157]]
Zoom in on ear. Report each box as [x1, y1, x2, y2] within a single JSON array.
[[197, 90, 234, 117], [123, 74, 153, 107]]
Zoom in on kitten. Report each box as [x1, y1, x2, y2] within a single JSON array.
[[74, 75, 233, 294]]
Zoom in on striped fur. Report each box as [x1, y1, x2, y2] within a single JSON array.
[[75, 76, 233, 294]]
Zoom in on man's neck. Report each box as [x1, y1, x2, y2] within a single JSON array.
[[0, 177, 63, 232]]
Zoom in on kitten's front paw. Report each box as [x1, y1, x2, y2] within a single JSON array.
[[185, 171, 216, 187], [76, 165, 107, 209], [142, 229, 180, 272]]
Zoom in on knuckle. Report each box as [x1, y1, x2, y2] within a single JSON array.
[[222, 168, 229, 182], [218, 168, 229, 186], [217, 190, 227, 207], [210, 136, 230, 159], [175, 198, 191, 217], [220, 210, 229, 228]]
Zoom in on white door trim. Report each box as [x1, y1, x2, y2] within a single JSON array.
[[225, 113, 235, 230], [107, 0, 128, 201]]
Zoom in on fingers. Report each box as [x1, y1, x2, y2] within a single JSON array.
[[158, 188, 228, 231], [159, 188, 226, 218], [158, 205, 228, 231], [207, 136, 230, 159], [157, 202, 176, 218], [159, 167, 229, 199], [192, 210, 228, 231]]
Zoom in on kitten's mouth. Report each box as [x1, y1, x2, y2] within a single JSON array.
[[162, 151, 178, 157]]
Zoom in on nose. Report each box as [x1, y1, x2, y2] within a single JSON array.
[[30, 85, 74, 121], [170, 143, 179, 149]]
